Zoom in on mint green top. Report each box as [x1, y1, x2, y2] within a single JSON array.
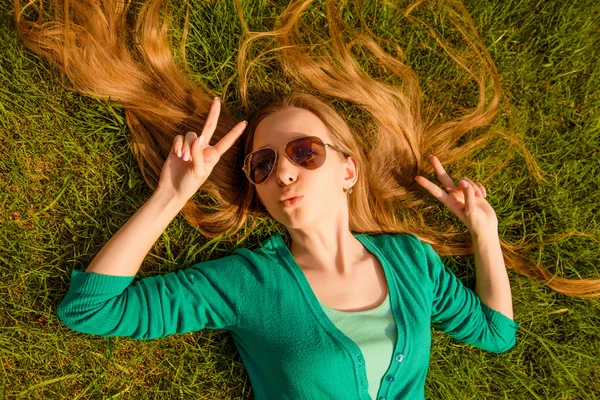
[[57, 232, 520, 399], [320, 291, 397, 399]]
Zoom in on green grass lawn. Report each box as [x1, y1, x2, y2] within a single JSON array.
[[1, 0, 599, 398]]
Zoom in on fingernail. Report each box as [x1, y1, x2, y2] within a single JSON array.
[[460, 180, 467, 188], [214, 96, 220, 101], [177, 149, 181, 157]]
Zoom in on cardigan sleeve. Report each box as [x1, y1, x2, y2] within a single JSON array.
[[57, 255, 247, 340], [422, 240, 520, 353]]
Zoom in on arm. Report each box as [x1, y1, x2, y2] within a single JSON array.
[[413, 156, 518, 352], [58, 189, 245, 339], [60, 109, 250, 338], [422, 238, 520, 353], [58, 255, 245, 339], [85, 188, 187, 276], [472, 230, 514, 320]]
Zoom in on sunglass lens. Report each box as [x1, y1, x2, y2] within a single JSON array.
[[287, 137, 326, 169], [248, 149, 275, 184]]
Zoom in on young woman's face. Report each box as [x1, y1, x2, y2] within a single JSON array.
[[250, 108, 355, 230]]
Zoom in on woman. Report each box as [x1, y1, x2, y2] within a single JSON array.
[[55, 95, 520, 399], [14, 0, 600, 398]]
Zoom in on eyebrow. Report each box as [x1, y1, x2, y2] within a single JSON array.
[[257, 134, 308, 150]]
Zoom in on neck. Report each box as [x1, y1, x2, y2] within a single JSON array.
[[288, 230, 365, 277]]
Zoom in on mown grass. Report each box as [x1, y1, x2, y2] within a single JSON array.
[[1, 0, 599, 398]]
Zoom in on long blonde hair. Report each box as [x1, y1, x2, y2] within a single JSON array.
[[15, 0, 600, 297]]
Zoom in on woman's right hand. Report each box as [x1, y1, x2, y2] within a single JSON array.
[[157, 97, 248, 202]]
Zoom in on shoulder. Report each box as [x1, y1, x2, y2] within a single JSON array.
[[360, 233, 434, 291], [360, 232, 425, 255], [358, 232, 429, 272], [184, 243, 276, 277]]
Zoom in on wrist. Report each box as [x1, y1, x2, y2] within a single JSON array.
[[153, 187, 189, 210], [470, 227, 499, 242]]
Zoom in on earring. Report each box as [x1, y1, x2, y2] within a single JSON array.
[[347, 186, 353, 194]]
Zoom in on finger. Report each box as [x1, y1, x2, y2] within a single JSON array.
[[414, 175, 450, 207], [213, 121, 249, 158], [172, 135, 184, 157], [474, 182, 487, 197], [183, 131, 198, 161], [191, 134, 205, 172], [460, 179, 474, 213], [427, 155, 458, 193], [199, 97, 221, 147], [463, 177, 483, 198]]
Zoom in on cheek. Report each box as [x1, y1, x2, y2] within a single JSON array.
[[256, 187, 272, 207]]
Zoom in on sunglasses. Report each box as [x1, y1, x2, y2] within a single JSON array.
[[242, 136, 348, 185]]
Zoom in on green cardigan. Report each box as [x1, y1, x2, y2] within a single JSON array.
[[57, 232, 520, 399]]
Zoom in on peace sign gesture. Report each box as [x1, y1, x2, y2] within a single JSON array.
[[414, 155, 498, 237], [157, 97, 248, 202]]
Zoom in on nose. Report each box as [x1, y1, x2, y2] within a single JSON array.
[[273, 150, 299, 184]]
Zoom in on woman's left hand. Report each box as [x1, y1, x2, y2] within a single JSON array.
[[414, 154, 498, 236]]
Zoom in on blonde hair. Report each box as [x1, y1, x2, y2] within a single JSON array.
[[15, 0, 600, 297]]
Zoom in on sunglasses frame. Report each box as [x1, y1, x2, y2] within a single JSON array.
[[242, 135, 349, 185]]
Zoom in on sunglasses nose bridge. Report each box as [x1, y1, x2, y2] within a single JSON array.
[[272, 148, 303, 179]]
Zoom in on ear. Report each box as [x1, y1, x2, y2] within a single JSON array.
[[343, 155, 358, 188]]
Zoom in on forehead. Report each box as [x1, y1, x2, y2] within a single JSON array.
[[252, 108, 333, 151]]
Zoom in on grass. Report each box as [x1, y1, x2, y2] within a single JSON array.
[[1, 0, 599, 398]]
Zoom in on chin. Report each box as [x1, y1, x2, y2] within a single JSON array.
[[280, 213, 318, 230]]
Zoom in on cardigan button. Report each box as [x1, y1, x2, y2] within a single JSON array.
[[395, 353, 404, 362], [361, 380, 367, 387], [386, 375, 395, 382]]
